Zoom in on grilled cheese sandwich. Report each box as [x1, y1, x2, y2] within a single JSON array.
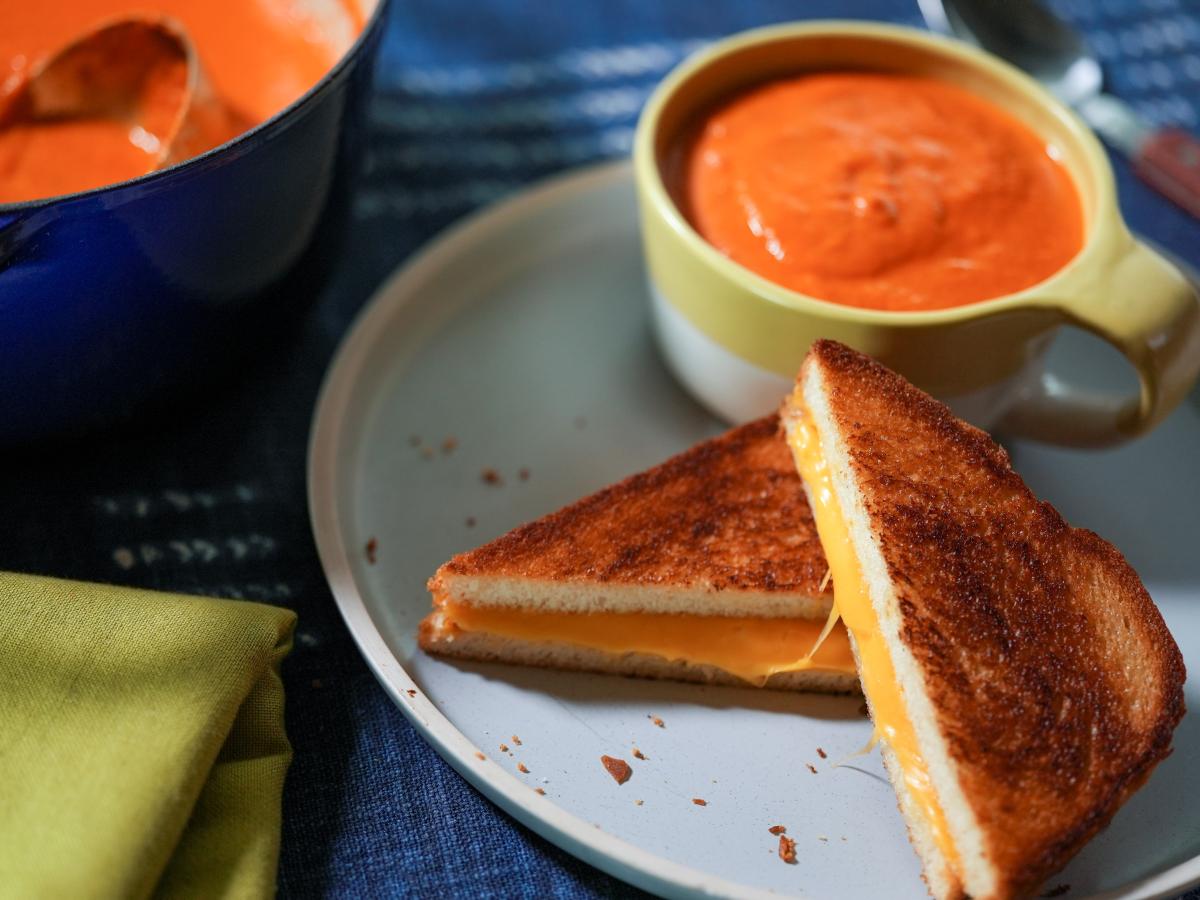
[[785, 341, 1185, 900], [420, 415, 859, 692]]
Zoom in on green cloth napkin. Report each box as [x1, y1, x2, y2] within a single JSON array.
[[0, 572, 297, 899]]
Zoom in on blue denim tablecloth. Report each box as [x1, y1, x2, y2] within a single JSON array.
[[0, 1, 1196, 897]]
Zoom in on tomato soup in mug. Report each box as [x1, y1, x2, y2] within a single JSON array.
[[671, 73, 1084, 312]]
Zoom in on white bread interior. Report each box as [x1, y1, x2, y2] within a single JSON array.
[[798, 358, 995, 900], [435, 573, 833, 619]]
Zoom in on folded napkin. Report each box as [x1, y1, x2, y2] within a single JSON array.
[[0, 572, 296, 899]]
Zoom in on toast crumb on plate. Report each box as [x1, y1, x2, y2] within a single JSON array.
[[779, 835, 797, 864], [601, 755, 632, 784]]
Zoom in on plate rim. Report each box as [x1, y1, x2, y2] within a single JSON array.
[[306, 159, 1200, 900]]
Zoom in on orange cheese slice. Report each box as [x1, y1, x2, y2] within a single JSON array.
[[786, 399, 961, 872], [436, 600, 856, 685]]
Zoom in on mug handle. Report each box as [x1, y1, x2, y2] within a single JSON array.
[[997, 239, 1200, 448]]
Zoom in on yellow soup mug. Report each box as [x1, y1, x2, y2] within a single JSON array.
[[634, 21, 1200, 447]]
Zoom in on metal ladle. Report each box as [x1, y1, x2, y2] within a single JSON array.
[[0, 16, 250, 177]]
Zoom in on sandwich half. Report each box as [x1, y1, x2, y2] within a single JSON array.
[[782, 340, 1186, 900], [420, 414, 857, 692]]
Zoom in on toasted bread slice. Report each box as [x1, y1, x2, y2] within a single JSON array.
[[420, 414, 858, 691], [783, 340, 1185, 900]]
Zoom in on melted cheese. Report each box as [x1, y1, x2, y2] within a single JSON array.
[[436, 600, 856, 685], [786, 401, 961, 872]]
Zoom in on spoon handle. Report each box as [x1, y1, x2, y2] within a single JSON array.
[[1134, 128, 1200, 219]]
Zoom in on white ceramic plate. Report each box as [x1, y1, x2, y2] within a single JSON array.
[[308, 161, 1200, 900]]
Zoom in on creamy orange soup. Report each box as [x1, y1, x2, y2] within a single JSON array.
[[673, 73, 1084, 311], [0, 0, 365, 203]]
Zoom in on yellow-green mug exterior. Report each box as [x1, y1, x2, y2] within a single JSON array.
[[633, 20, 1200, 447]]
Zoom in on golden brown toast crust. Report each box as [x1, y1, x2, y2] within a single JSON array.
[[808, 340, 1186, 897], [438, 415, 828, 593]]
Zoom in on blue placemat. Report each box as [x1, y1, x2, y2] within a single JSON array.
[[0, 1, 1194, 897]]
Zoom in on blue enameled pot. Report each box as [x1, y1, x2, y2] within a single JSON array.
[[0, 0, 390, 444]]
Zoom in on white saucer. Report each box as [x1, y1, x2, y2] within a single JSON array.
[[308, 161, 1200, 899]]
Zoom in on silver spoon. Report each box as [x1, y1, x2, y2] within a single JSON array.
[[919, 0, 1200, 218], [0, 17, 249, 176]]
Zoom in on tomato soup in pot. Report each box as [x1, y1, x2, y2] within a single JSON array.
[[0, 0, 364, 203]]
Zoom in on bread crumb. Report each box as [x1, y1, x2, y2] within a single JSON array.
[[421, 447, 435, 460], [535, 787, 545, 795], [499, 743, 509, 753], [768, 825, 786, 836], [481, 467, 502, 485], [406, 689, 417, 698], [518, 467, 530, 481], [441, 436, 458, 454], [818, 835, 828, 842], [817, 747, 827, 759], [474, 751, 485, 761], [778, 835, 797, 864], [632, 747, 646, 760], [649, 715, 665, 728], [365, 538, 378, 565], [1041, 886, 1071, 898], [511, 735, 522, 746], [601, 755, 632, 785], [806, 763, 818, 774], [692, 798, 707, 807], [465, 516, 476, 528], [517, 763, 530, 774], [635, 799, 644, 806]]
